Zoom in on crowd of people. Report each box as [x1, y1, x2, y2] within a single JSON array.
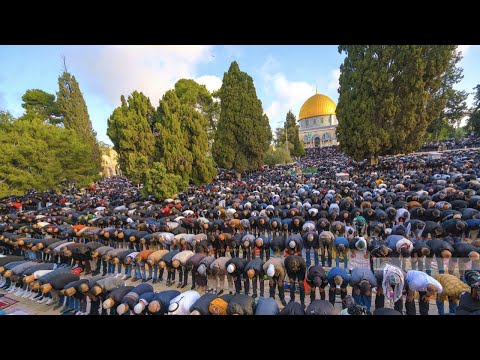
[[417, 134, 480, 152], [1, 144, 480, 315]]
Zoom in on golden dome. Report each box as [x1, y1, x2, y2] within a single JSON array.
[[298, 93, 336, 120]]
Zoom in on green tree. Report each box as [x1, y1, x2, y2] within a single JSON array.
[[264, 145, 292, 166], [142, 162, 186, 200], [274, 127, 285, 148], [467, 84, 480, 135], [427, 51, 468, 141], [107, 92, 156, 184], [336, 45, 456, 164], [212, 61, 272, 174], [155, 90, 193, 187], [174, 78, 219, 136], [447, 126, 466, 140], [0, 117, 98, 198], [427, 89, 468, 141], [20, 89, 63, 125], [173, 79, 217, 184], [0, 110, 15, 126], [56, 69, 101, 171], [276, 110, 305, 157]]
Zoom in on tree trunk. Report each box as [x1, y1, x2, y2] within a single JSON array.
[[367, 156, 379, 166]]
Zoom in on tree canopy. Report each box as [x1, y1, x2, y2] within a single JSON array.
[[57, 70, 101, 171], [141, 162, 186, 200], [174, 78, 219, 137], [264, 145, 293, 167], [336, 45, 457, 164], [275, 110, 304, 157], [212, 61, 272, 174], [468, 84, 480, 135], [0, 117, 98, 198], [107, 92, 156, 184], [427, 51, 468, 141], [21, 89, 63, 125]]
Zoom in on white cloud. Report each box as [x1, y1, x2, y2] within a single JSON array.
[[457, 45, 472, 56], [260, 57, 315, 126], [259, 55, 281, 81], [196, 75, 222, 93], [65, 45, 214, 106], [327, 69, 341, 92], [266, 101, 281, 121]]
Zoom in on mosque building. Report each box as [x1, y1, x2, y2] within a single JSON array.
[[298, 91, 338, 148], [100, 148, 120, 177]]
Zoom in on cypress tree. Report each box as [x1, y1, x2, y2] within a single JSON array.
[[57, 70, 101, 170], [212, 61, 272, 175], [174, 79, 217, 184], [336, 45, 456, 164], [155, 90, 192, 188], [107, 91, 156, 184], [276, 110, 304, 157]]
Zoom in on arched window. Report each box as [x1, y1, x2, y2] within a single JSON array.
[[322, 133, 331, 140]]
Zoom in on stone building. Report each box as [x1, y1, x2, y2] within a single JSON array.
[[100, 148, 119, 177], [298, 91, 338, 148]]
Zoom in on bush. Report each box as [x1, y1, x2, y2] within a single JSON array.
[[264, 146, 292, 166], [141, 162, 188, 200]]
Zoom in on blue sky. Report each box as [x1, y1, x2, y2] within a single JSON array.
[[0, 45, 478, 144]]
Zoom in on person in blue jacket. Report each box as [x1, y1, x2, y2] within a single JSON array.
[[326, 266, 351, 308], [334, 236, 349, 269], [349, 267, 378, 311], [466, 218, 480, 239]]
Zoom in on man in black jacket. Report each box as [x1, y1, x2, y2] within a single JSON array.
[[410, 240, 431, 271], [456, 270, 480, 315], [305, 264, 328, 302], [450, 242, 480, 277], [244, 257, 265, 298], [158, 249, 179, 287], [284, 255, 307, 307], [426, 240, 454, 275], [226, 257, 249, 295]]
